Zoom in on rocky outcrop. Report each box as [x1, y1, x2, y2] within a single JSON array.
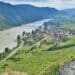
[[59, 60, 75, 75]]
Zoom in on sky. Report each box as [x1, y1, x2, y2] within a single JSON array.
[[0, 0, 75, 9]]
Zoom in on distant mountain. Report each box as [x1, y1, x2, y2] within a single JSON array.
[[0, 2, 60, 29], [62, 8, 75, 16]]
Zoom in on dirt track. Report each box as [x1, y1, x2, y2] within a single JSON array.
[[1, 71, 28, 75], [2, 40, 24, 62]]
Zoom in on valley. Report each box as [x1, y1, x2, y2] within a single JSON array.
[[0, 19, 75, 75], [0, 1, 75, 75], [0, 19, 50, 52]]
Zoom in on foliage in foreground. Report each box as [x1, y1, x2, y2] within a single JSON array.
[[0, 35, 75, 75]]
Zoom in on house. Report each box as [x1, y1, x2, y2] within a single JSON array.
[[69, 30, 75, 35]]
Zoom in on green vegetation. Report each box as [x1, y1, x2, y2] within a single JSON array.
[[63, 24, 75, 30], [0, 22, 75, 75], [0, 3, 75, 75], [17, 35, 22, 46], [0, 34, 23, 61], [0, 34, 75, 75]]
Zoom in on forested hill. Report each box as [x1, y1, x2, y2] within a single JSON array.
[[0, 2, 59, 28]]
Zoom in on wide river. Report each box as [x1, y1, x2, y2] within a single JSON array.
[[0, 19, 50, 53]]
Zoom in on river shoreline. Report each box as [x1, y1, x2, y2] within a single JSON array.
[[0, 19, 50, 53]]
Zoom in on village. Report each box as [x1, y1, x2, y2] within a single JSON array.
[[0, 21, 75, 62], [17, 22, 75, 53], [0, 21, 75, 75]]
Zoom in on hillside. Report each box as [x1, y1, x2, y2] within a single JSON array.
[[0, 23, 75, 75], [0, 2, 59, 29], [62, 8, 75, 17], [0, 35, 75, 75]]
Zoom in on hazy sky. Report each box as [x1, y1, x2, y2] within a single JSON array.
[[0, 0, 75, 9]]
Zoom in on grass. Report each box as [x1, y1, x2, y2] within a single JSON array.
[[0, 35, 75, 75], [63, 24, 75, 30]]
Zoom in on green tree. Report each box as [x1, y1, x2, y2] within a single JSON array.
[[5, 47, 10, 53], [22, 31, 26, 36], [32, 30, 35, 35], [17, 35, 21, 45], [43, 22, 49, 30], [38, 26, 42, 31]]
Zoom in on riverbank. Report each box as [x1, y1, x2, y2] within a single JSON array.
[[0, 19, 50, 53]]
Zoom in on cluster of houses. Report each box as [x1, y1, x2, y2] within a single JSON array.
[[51, 28, 75, 45], [69, 30, 75, 35], [23, 28, 48, 44], [22, 23, 75, 47]]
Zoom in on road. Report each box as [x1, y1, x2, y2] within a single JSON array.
[[32, 36, 49, 48], [2, 36, 49, 62], [26, 36, 49, 53], [2, 40, 24, 62]]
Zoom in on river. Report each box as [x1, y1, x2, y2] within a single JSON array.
[[0, 19, 50, 53]]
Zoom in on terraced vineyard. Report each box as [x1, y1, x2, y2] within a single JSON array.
[[0, 34, 75, 75], [0, 1, 75, 75]]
